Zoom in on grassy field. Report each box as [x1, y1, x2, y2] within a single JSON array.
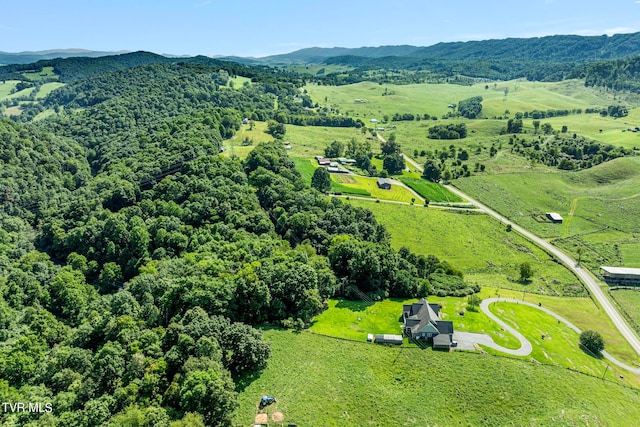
[[610, 289, 640, 335], [346, 199, 583, 296], [234, 328, 640, 426], [398, 176, 463, 202], [485, 301, 638, 387], [284, 124, 373, 158], [454, 156, 640, 269], [310, 298, 519, 349], [332, 175, 416, 202], [0, 80, 20, 99], [223, 121, 274, 158], [305, 79, 640, 123], [21, 66, 57, 81], [36, 82, 65, 99], [308, 295, 636, 385]]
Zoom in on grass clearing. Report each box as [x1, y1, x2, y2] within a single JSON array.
[[398, 176, 462, 202], [21, 66, 57, 82], [485, 301, 639, 387], [454, 157, 640, 270], [309, 299, 405, 340], [234, 328, 640, 426], [36, 82, 65, 99], [335, 176, 415, 202], [291, 157, 317, 185], [284, 124, 373, 158], [610, 289, 640, 336], [346, 199, 583, 296], [0, 80, 20, 99]]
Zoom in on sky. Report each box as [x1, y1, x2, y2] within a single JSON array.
[[2, 0, 640, 58]]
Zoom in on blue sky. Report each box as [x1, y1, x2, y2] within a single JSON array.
[[2, 0, 640, 57]]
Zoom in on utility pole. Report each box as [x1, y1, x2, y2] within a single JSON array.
[[601, 364, 610, 380]]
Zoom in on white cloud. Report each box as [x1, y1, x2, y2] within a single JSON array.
[[195, 1, 211, 7]]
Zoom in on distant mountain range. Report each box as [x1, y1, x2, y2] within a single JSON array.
[[3, 32, 640, 90], [252, 32, 640, 65], [0, 49, 130, 65]]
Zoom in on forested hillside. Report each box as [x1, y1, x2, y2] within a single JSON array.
[[0, 58, 468, 425]]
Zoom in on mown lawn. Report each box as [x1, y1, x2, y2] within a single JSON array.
[[398, 176, 462, 202], [341, 175, 416, 202], [485, 301, 639, 388], [234, 328, 640, 426]]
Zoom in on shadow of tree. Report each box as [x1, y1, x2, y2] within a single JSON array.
[[335, 299, 373, 312]]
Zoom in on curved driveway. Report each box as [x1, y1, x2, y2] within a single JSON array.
[[479, 298, 640, 374], [445, 184, 640, 357], [397, 148, 640, 358]]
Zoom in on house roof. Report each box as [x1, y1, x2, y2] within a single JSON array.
[[377, 177, 393, 186], [433, 334, 451, 348], [435, 320, 454, 335], [403, 298, 441, 335]]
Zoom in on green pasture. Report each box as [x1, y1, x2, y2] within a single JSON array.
[[3, 106, 21, 117], [309, 299, 405, 340], [621, 242, 640, 267], [454, 157, 640, 269], [0, 80, 19, 99], [36, 82, 65, 99], [234, 328, 640, 426], [484, 301, 637, 387], [398, 176, 463, 202], [455, 156, 640, 236], [481, 287, 640, 369], [3, 87, 34, 100], [306, 81, 483, 119], [226, 75, 252, 89], [33, 109, 56, 121], [291, 157, 317, 185], [346, 199, 582, 296], [22, 66, 57, 81], [284, 124, 373, 158], [333, 175, 415, 202], [305, 79, 639, 124], [609, 289, 640, 336], [223, 121, 275, 158]]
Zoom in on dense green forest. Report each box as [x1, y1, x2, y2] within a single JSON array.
[[0, 58, 470, 425]]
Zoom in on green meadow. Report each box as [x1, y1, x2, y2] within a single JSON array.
[[21, 66, 58, 81], [36, 82, 65, 99], [305, 79, 638, 122], [0, 80, 20, 99], [346, 199, 582, 296], [454, 157, 640, 270], [610, 289, 640, 335], [234, 328, 640, 426]]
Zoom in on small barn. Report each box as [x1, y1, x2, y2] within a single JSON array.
[[377, 178, 392, 190], [601, 266, 640, 285], [546, 212, 563, 223], [317, 158, 330, 166], [374, 334, 403, 345]]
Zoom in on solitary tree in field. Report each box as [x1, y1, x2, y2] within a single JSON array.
[[532, 120, 541, 134], [519, 262, 533, 282], [580, 330, 605, 355], [422, 159, 441, 182], [311, 167, 331, 193]]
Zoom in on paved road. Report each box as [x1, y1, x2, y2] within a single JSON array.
[[480, 298, 640, 374], [444, 184, 640, 358], [398, 148, 640, 358]]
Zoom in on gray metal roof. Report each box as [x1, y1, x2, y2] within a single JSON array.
[[601, 266, 640, 276]]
